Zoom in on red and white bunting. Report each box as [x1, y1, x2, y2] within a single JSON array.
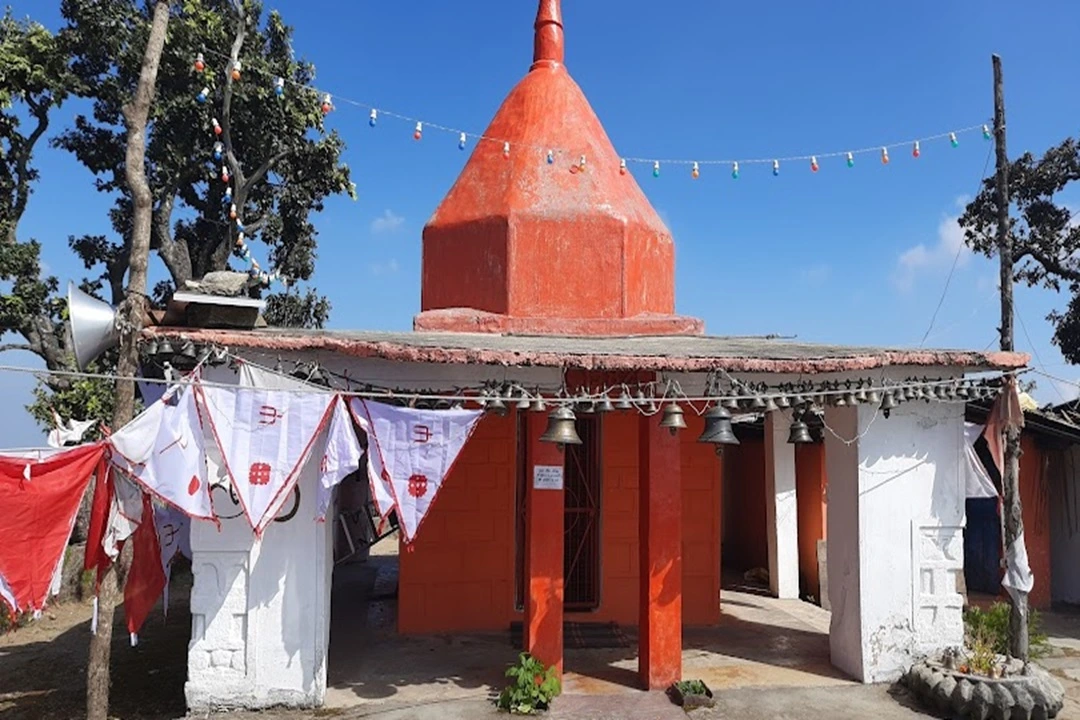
[[198, 384, 335, 535], [355, 401, 482, 543], [315, 397, 364, 521], [109, 386, 214, 522]]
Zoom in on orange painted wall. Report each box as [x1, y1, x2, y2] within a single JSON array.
[[1020, 436, 1052, 610], [721, 437, 768, 573], [795, 443, 827, 602], [398, 410, 722, 633], [397, 413, 518, 633]]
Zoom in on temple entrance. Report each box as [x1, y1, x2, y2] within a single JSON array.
[[514, 415, 602, 612]]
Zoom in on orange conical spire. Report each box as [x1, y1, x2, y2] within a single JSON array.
[[532, 0, 564, 70]]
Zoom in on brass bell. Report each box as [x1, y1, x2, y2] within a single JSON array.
[[516, 390, 532, 411], [156, 338, 175, 356], [539, 406, 583, 447], [866, 389, 882, 405], [596, 395, 614, 413], [763, 396, 779, 413], [615, 390, 634, 410], [844, 391, 860, 406], [576, 392, 595, 414], [722, 396, 741, 410], [659, 402, 687, 434], [787, 418, 814, 444], [833, 394, 847, 407], [699, 405, 739, 451], [143, 339, 159, 357], [750, 396, 768, 410], [531, 396, 547, 413], [955, 385, 970, 400], [487, 394, 509, 416], [880, 391, 898, 418], [775, 395, 792, 409], [855, 388, 869, 404]]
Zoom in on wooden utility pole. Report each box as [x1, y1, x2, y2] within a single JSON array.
[[992, 53, 1028, 661], [85, 3, 171, 718]]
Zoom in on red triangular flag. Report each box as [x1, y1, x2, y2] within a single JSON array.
[[0, 444, 104, 613], [124, 493, 166, 640]]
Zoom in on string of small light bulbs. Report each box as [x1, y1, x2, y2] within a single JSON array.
[[191, 49, 992, 183], [135, 338, 1011, 450]]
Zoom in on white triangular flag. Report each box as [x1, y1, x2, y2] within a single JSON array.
[[198, 384, 335, 535], [347, 399, 397, 519], [109, 386, 213, 521], [315, 397, 364, 521], [358, 401, 482, 543]]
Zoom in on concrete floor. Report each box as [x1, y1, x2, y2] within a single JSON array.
[[324, 554, 873, 716]]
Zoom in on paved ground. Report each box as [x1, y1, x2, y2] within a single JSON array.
[[3, 543, 1078, 719]]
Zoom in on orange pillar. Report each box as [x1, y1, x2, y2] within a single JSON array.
[[524, 411, 565, 675], [638, 413, 682, 689]]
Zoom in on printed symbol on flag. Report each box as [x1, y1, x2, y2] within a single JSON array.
[[258, 405, 284, 427], [160, 523, 179, 546], [188, 475, 201, 496], [407, 474, 428, 498], [158, 430, 189, 455], [249, 462, 272, 486], [320, 454, 329, 473], [412, 424, 432, 444]]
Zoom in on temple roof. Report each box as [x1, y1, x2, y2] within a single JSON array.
[[145, 327, 1029, 375]]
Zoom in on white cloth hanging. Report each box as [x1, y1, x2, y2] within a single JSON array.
[[109, 386, 213, 521], [198, 383, 335, 535], [47, 411, 97, 449], [964, 422, 998, 499], [348, 399, 396, 519], [104, 472, 144, 560], [1002, 532, 1035, 603], [315, 397, 364, 521], [357, 401, 482, 543]]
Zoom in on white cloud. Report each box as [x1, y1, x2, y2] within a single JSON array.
[[371, 209, 405, 235], [892, 206, 971, 291], [369, 259, 399, 276], [799, 263, 830, 286]]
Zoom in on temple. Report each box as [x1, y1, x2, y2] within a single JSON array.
[[146, 0, 1029, 711]]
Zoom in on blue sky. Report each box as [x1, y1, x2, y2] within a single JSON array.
[[5, 0, 1080, 445]]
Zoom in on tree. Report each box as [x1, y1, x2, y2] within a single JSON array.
[[0, 0, 352, 436], [0, 11, 86, 407], [57, 0, 354, 316], [960, 137, 1080, 362], [86, 2, 171, 715]]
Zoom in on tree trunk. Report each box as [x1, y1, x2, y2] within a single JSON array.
[[85, 3, 171, 719], [1003, 423, 1029, 660]]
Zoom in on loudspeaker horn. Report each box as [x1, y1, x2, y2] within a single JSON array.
[[68, 282, 119, 371]]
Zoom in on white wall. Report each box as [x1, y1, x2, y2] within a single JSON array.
[[1050, 445, 1080, 605], [827, 395, 966, 682], [185, 367, 334, 711]]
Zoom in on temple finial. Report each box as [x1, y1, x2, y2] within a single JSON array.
[[532, 0, 564, 70]]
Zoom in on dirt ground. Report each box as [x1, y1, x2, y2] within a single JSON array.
[[0, 566, 192, 720]]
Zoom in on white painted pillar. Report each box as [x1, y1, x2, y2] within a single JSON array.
[[764, 410, 799, 599], [825, 399, 966, 684]]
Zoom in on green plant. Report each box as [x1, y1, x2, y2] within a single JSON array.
[[674, 680, 709, 696], [963, 602, 1051, 659], [0, 603, 29, 633], [964, 627, 997, 676], [496, 652, 561, 715]]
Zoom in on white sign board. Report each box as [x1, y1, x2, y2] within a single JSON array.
[[533, 465, 564, 491]]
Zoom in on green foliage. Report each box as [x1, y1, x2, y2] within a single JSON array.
[[0, 602, 29, 633], [960, 137, 1080, 362], [56, 0, 354, 305], [964, 626, 998, 676], [496, 653, 561, 715], [674, 679, 709, 696], [0, 0, 353, 433], [963, 602, 1051, 659]]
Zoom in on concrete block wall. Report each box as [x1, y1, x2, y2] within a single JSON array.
[[397, 413, 517, 633], [827, 397, 966, 683]]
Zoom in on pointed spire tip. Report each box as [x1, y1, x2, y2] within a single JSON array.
[[532, 0, 564, 70]]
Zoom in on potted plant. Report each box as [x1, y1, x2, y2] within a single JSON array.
[[496, 652, 561, 715], [668, 679, 715, 710]]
